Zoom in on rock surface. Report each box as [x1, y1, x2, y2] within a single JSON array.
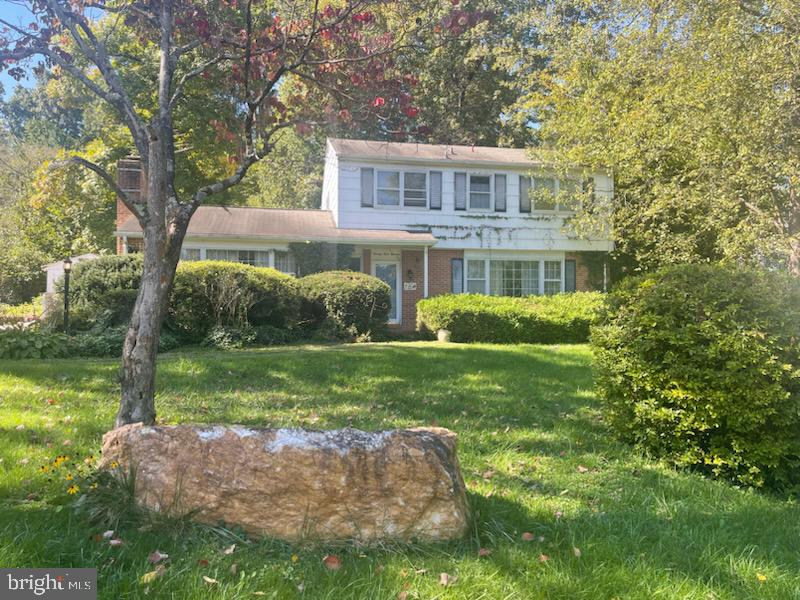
[[100, 424, 470, 542]]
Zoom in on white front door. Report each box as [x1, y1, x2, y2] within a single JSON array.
[[373, 260, 401, 324]]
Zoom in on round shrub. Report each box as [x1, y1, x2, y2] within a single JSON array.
[[298, 271, 391, 338], [170, 261, 301, 341], [416, 292, 603, 343], [592, 263, 800, 490]]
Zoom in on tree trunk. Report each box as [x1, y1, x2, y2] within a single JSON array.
[[115, 128, 186, 427]]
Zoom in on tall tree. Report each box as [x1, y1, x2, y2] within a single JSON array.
[[0, 0, 464, 427], [523, 0, 800, 274]]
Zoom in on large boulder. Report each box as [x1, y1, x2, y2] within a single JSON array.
[[100, 424, 470, 542]]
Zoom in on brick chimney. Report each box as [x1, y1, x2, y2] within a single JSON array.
[[116, 158, 144, 254]]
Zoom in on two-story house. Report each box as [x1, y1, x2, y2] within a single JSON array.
[[115, 138, 614, 330]]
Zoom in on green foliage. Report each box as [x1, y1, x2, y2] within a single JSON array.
[[592, 263, 800, 490], [0, 328, 68, 359], [288, 242, 356, 276], [201, 325, 257, 350], [525, 0, 800, 273], [68, 327, 180, 358], [298, 271, 391, 338], [416, 293, 603, 344], [170, 261, 301, 341]]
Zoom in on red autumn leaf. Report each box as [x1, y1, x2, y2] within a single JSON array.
[[404, 107, 419, 118], [322, 555, 342, 570], [197, 559, 210, 567], [521, 532, 535, 542]]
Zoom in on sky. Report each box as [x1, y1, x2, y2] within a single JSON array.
[[0, 2, 37, 98]]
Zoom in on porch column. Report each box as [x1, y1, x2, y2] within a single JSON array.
[[423, 245, 429, 298]]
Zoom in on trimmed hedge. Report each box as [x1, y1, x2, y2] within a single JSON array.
[[298, 271, 391, 338], [592, 263, 800, 490], [170, 261, 302, 341], [416, 292, 603, 343]]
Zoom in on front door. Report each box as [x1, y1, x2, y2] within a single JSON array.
[[373, 260, 401, 324]]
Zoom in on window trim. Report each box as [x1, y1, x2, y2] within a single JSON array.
[[402, 170, 428, 208], [376, 169, 401, 207], [468, 173, 493, 211]]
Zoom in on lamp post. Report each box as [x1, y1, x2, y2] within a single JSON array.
[[63, 258, 72, 335]]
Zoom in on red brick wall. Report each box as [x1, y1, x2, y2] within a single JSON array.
[[393, 249, 464, 331], [116, 158, 144, 254], [428, 249, 464, 297], [566, 251, 605, 291]]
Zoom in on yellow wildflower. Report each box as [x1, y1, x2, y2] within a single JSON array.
[[110, 461, 119, 469], [757, 573, 767, 583], [67, 485, 79, 495], [65, 473, 73, 481], [291, 554, 299, 563]]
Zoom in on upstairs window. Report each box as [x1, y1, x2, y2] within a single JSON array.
[[533, 177, 557, 210], [469, 174, 491, 209], [403, 172, 427, 207], [360, 168, 374, 207], [377, 170, 400, 205]]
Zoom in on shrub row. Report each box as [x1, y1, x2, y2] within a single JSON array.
[[592, 263, 800, 490], [39, 257, 391, 351], [416, 292, 603, 344]]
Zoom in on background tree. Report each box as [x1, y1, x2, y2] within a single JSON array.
[[523, 0, 800, 275], [0, 0, 468, 427]]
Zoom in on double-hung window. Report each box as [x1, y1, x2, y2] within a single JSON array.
[[533, 177, 557, 210], [469, 174, 491, 209], [543, 260, 562, 295], [376, 170, 401, 206], [403, 172, 427, 207], [466, 260, 486, 293]]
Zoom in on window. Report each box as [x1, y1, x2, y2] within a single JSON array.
[[533, 177, 557, 210], [489, 260, 538, 296], [403, 172, 427, 207], [544, 260, 562, 295], [454, 172, 467, 210], [466, 260, 486, 293], [469, 174, 491, 209], [559, 178, 580, 211], [360, 168, 374, 207], [451, 258, 463, 293], [429, 171, 442, 210], [274, 251, 295, 274], [494, 174, 506, 212], [377, 170, 400, 205], [180, 247, 200, 261], [347, 256, 362, 272], [519, 175, 531, 213], [206, 249, 269, 266], [565, 259, 576, 292]]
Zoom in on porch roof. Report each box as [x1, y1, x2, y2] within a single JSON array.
[[115, 206, 437, 246]]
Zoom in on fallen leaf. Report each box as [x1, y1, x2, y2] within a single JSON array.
[[148, 550, 169, 565], [108, 539, 124, 547], [439, 572, 457, 586], [197, 559, 209, 568], [414, 568, 428, 575], [577, 465, 589, 473], [322, 555, 342, 570], [538, 554, 550, 563], [202, 575, 218, 585], [223, 543, 236, 555], [521, 532, 535, 542], [554, 510, 564, 519], [230, 563, 238, 576], [253, 593, 265, 597], [481, 470, 495, 480], [478, 548, 492, 557], [102, 530, 115, 540], [375, 564, 385, 575], [62, 439, 72, 446], [139, 565, 166, 585], [397, 592, 408, 600], [573, 547, 582, 558], [15, 424, 25, 430], [296, 582, 305, 592]]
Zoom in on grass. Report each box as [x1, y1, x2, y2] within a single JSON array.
[[1, 341, 799, 599]]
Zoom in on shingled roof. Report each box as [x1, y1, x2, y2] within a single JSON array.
[[116, 206, 436, 245], [327, 138, 543, 167]]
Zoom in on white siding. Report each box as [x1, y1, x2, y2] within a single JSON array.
[[333, 160, 614, 252], [321, 142, 340, 224]]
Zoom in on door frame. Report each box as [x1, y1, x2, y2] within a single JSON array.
[[372, 259, 402, 324]]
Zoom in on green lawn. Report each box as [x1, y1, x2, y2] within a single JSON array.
[[1, 342, 799, 599]]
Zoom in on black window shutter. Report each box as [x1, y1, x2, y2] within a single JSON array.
[[429, 171, 442, 210], [451, 258, 464, 293], [565, 259, 577, 292], [361, 168, 374, 207], [519, 175, 531, 213], [494, 174, 506, 212]]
